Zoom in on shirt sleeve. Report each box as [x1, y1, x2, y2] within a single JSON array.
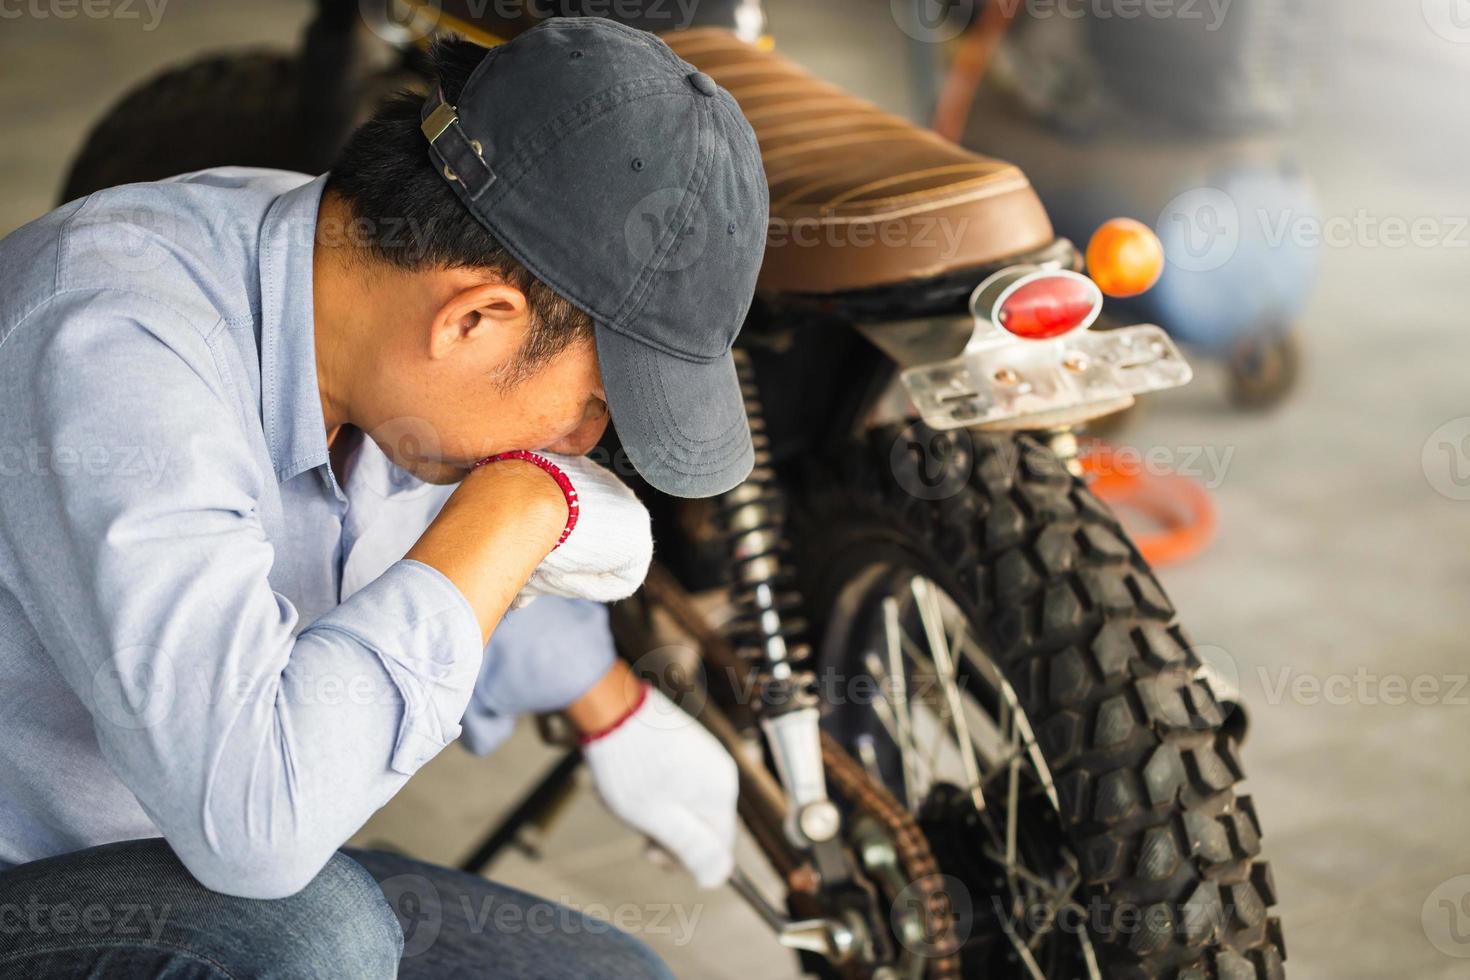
[[459, 597, 618, 755], [0, 293, 484, 899], [334, 438, 617, 758]]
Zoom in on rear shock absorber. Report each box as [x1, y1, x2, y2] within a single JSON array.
[[718, 349, 840, 850]]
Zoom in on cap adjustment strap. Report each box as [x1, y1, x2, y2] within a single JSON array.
[[420, 88, 496, 199]]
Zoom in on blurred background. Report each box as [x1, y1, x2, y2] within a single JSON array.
[[3, 1, 1468, 977]]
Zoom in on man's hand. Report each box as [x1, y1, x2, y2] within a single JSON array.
[[579, 681, 739, 889], [515, 452, 653, 605]]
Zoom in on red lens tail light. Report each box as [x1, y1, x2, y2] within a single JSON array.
[[996, 274, 1103, 340]]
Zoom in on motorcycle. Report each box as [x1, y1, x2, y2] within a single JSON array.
[[60, 3, 1285, 977]]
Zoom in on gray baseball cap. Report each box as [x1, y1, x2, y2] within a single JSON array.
[[419, 18, 768, 498]]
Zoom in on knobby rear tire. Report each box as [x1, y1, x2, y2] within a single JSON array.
[[792, 425, 1285, 979]]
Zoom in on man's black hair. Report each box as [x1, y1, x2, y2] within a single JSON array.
[[326, 36, 593, 384]]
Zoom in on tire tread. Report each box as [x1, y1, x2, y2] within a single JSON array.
[[798, 425, 1285, 978]]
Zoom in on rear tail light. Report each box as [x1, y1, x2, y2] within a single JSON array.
[[970, 268, 1103, 345], [998, 275, 1103, 339]]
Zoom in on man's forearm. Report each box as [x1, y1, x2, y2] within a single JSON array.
[[406, 457, 567, 644]]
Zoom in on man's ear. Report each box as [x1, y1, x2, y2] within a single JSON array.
[[427, 279, 530, 361]]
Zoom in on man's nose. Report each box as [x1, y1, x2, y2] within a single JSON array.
[[544, 413, 609, 456]]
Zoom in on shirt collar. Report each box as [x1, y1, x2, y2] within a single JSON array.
[[257, 174, 332, 486]]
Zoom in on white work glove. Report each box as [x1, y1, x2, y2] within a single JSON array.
[[509, 451, 653, 605], [581, 686, 739, 889]]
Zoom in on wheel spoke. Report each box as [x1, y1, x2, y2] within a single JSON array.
[[910, 577, 987, 813], [1078, 924, 1104, 980], [862, 653, 934, 796], [1004, 719, 1021, 889], [842, 572, 1099, 973], [953, 628, 1061, 810], [881, 597, 923, 810], [1026, 874, 1081, 952], [922, 683, 956, 784], [894, 626, 974, 784], [996, 906, 1048, 980], [981, 845, 1063, 896], [893, 604, 1008, 849]]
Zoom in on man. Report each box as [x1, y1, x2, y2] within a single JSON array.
[[0, 17, 767, 978]]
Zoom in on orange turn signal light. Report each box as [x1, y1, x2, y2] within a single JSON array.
[[1086, 218, 1166, 299]]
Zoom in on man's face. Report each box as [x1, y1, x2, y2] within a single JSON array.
[[397, 339, 609, 485], [347, 267, 610, 485]]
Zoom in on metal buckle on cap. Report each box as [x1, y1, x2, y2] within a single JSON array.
[[421, 101, 459, 143], [420, 94, 492, 191]]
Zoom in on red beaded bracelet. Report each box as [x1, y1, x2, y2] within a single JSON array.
[[471, 450, 580, 549]]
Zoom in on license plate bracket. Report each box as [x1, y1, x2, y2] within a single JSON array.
[[901, 323, 1192, 430]]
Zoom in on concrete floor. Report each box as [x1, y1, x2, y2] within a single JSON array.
[[3, 2, 1469, 977]]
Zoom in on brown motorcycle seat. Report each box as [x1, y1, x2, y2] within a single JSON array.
[[662, 29, 1054, 294]]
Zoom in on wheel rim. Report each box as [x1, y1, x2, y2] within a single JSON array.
[[819, 564, 1103, 980]]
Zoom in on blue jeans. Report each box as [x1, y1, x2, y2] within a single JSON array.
[[0, 838, 674, 979]]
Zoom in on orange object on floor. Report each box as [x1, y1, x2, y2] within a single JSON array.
[[1078, 439, 1218, 566]]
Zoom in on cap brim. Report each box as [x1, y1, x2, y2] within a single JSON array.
[[595, 324, 754, 498]]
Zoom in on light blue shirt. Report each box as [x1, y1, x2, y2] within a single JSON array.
[[0, 169, 614, 898]]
